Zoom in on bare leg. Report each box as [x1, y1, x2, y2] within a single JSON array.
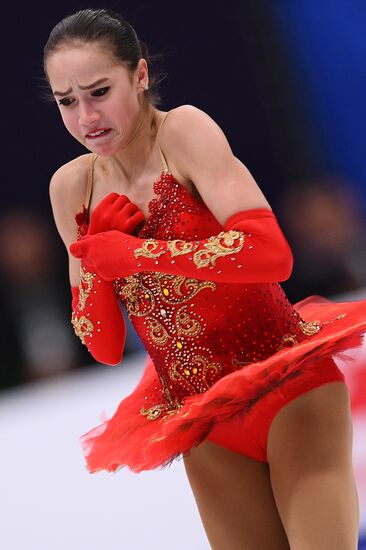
[[267, 381, 359, 550], [183, 440, 289, 550]]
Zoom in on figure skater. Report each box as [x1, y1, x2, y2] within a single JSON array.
[[45, 8, 366, 549]]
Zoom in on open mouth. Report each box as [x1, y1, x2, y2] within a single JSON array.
[[86, 128, 112, 139]]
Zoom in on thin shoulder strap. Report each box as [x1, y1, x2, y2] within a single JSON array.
[[85, 153, 97, 215], [156, 111, 172, 173]]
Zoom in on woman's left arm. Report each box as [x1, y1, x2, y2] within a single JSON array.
[[156, 105, 272, 223], [70, 106, 292, 284]]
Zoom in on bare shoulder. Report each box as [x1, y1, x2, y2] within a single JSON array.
[[157, 104, 232, 182], [49, 153, 91, 212], [159, 104, 223, 144], [157, 105, 270, 218], [49, 153, 92, 248]]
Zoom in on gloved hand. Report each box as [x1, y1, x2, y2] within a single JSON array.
[[87, 192, 145, 236], [70, 208, 293, 284]]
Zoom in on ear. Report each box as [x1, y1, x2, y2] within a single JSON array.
[[136, 58, 149, 91]]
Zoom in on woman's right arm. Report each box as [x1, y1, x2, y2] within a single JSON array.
[[49, 156, 126, 365], [49, 155, 89, 286]]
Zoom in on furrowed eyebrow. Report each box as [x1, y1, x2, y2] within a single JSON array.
[[53, 78, 110, 97]]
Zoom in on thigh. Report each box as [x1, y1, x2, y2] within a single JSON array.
[[207, 356, 345, 463], [183, 439, 289, 550], [267, 380, 359, 549], [267, 379, 353, 473]]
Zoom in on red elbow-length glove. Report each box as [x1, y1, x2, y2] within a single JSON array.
[[70, 193, 145, 365], [70, 208, 293, 284], [71, 276, 126, 365]]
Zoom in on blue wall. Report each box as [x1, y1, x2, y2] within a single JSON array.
[[269, 1, 366, 210]]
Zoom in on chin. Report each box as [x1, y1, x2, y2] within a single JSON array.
[[86, 143, 116, 157]]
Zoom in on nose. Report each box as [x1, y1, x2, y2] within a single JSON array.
[[78, 101, 100, 127]]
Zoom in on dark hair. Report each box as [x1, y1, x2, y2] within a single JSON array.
[[43, 8, 166, 107]]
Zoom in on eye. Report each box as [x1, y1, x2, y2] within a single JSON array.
[[58, 97, 74, 107], [92, 87, 110, 97]]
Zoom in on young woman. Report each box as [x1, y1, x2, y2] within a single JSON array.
[[45, 8, 366, 549]]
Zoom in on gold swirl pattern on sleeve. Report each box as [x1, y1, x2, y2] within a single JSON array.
[[133, 231, 244, 268], [71, 315, 94, 345], [78, 267, 95, 311], [166, 230, 244, 269], [166, 240, 200, 257], [192, 230, 245, 268], [72, 267, 96, 344], [134, 239, 165, 259]]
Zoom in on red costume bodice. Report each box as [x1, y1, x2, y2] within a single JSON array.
[[87, 171, 317, 413]]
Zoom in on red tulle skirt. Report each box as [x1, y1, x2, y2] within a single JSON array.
[[81, 295, 366, 473]]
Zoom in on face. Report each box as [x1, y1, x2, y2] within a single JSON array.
[[46, 42, 148, 156]]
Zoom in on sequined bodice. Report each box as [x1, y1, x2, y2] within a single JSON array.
[[77, 171, 315, 410], [121, 172, 317, 404]]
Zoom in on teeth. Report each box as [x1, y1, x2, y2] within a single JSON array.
[[89, 129, 107, 137]]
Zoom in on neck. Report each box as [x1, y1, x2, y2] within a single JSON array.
[[110, 104, 157, 180]]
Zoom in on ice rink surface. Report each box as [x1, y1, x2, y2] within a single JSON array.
[[1, 348, 365, 550], [0, 354, 209, 550]]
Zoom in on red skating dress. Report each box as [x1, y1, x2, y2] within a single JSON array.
[[76, 159, 366, 474]]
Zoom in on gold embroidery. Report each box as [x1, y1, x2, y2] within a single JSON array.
[[193, 230, 244, 268], [176, 307, 201, 337], [167, 240, 199, 257], [165, 231, 245, 269], [145, 307, 201, 347], [118, 271, 220, 415], [155, 274, 216, 305], [117, 275, 155, 317], [323, 313, 347, 324], [140, 404, 167, 420], [72, 267, 96, 344], [118, 273, 216, 318], [71, 315, 94, 344], [146, 317, 171, 346], [134, 239, 165, 259], [169, 355, 222, 393], [141, 374, 183, 421], [277, 333, 298, 350], [271, 319, 322, 351], [140, 402, 183, 421], [299, 320, 321, 336], [78, 267, 95, 311], [134, 231, 244, 268]]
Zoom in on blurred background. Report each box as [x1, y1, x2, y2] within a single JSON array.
[[1, 1, 365, 548]]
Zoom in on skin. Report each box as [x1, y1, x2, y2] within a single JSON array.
[[47, 41, 359, 549]]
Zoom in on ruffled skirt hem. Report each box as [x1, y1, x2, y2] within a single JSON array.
[[80, 295, 366, 473]]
